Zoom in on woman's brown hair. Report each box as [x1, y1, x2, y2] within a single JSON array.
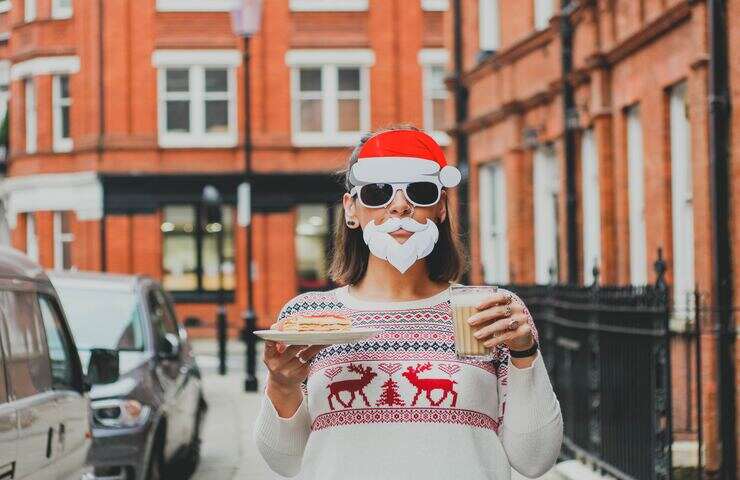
[[328, 124, 467, 286]]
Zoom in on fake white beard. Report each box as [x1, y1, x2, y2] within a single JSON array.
[[362, 217, 440, 274]]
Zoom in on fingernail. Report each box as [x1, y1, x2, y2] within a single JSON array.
[[467, 317, 476, 325], [473, 330, 483, 339]]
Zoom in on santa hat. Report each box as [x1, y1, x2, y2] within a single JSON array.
[[349, 130, 462, 188]]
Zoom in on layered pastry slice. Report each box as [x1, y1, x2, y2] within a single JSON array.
[[280, 313, 352, 332]]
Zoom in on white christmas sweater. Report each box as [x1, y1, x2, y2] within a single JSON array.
[[254, 286, 563, 480]]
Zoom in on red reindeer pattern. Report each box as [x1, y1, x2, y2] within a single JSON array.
[[326, 363, 378, 411], [402, 363, 458, 407]]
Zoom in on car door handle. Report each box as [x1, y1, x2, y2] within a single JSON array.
[[46, 427, 54, 458]]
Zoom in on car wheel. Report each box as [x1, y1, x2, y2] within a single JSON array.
[[146, 440, 165, 480], [181, 402, 205, 476]]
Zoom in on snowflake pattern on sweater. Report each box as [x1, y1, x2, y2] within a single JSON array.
[[276, 287, 538, 436]]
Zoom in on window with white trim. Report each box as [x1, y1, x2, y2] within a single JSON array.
[[479, 0, 501, 52], [479, 162, 509, 284], [534, 144, 560, 284], [26, 213, 39, 262], [24, 0, 35, 22], [289, 0, 368, 11], [291, 65, 369, 146], [53, 211, 74, 270], [421, 0, 448, 11], [422, 64, 448, 144], [156, 0, 236, 11], [53, 75, 72, 153], [581, 128, 601, 285], [626, 105, 647, 286], [51, 0, 72, 19], [25, 78, 36, 154], [0, 61, 9, 142], [0, 1, 11, 14], [533, 0, 554, 30], [157, 66, 237, 148]]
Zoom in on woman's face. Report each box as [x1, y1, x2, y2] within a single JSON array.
[[343, 187, 447, 244]]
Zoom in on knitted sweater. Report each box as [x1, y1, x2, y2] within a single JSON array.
[[254, 286, 563, 480]]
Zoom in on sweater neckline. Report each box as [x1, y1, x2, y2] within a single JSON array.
[[336, 285, 450, 310]]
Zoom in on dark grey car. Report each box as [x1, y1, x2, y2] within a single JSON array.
[[48, 272, 207, 480]]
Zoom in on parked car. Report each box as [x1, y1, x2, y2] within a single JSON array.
[[48, 271, 207, 480], [0, 247, 117, 480]]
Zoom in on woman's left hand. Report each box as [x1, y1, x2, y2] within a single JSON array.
[[467, 291, 535, 351]]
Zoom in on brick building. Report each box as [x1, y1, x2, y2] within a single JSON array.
[[0, 0, 450, 335], [445, 0, 738, 474]]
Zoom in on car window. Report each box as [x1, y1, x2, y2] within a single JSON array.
[[148, 289, 178, 344], [0, 291, 52, 399], [38, 296, 76, 392]]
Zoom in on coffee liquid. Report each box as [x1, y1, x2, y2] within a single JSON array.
[[452, 305, 490, 357]]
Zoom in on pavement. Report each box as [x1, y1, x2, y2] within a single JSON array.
[[189, 339, 562, 480]]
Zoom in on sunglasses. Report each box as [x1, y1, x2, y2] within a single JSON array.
[[349, 182, 442, 208]]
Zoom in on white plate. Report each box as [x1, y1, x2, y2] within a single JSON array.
[[253, 328, 382, 346]]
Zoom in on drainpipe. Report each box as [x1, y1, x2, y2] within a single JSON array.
[[560, 0, 578, 285], [452, 0, 470, 280], [707, 1, 736, 478], [98, 0, 107, 271]]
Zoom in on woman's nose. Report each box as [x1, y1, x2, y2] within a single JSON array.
[[387, 189, 413, 216]]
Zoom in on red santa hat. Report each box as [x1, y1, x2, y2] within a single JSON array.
[[349, 130, 462, 188]]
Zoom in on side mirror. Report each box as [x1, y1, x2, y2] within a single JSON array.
[[86, 349, 120, 386], [158, 333, 180, 360]]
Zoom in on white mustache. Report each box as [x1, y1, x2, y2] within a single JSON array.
[[368, 217, 430, 234]]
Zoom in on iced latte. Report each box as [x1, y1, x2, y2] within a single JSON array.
[[450, 285, 498, 360]]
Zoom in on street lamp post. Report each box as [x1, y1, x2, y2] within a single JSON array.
[[202, 185, 227, 376], [231, 0, 262, 392]]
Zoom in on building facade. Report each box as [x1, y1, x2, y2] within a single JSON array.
[[0, 0, 450, 336], [446, 0, 738, 474]]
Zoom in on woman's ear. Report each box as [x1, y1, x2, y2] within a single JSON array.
[[438, 190, 448, 223], [342, 192, 356, 219]]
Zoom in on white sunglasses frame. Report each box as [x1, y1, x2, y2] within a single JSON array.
[[349, 181, 442, 209]]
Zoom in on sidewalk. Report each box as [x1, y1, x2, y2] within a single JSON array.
[[190, 339, 561, 480]]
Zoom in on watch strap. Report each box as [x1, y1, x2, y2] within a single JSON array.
[[509, 340, 539, 358]]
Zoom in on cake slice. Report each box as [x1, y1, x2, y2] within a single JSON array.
[[281, 313, 352, 332]]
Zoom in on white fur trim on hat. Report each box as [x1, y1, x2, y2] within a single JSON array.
[[439, 165, 461, 187]]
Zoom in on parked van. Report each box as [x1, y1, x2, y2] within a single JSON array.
[[0, 247, 117, 479]]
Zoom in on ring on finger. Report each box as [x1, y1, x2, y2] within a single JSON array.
[[297, 356, 307, 364], [508, 318, 520, 330], [504, 305, 512, 318]]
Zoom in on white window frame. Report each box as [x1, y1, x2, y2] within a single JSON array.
[[0, 60, 9, 125], [669, 82, 695, 318], [421, 0, 448, 11], [53, 211, 74, 270], [25, 78, 36, 154], [479, 161, 509, 284], [0, 1, 11, 14], [286, 49, 374, 147], [51, 0, 72, 19], [26, 213, 39, 262], [581, 128, 601, 285], [479, 0, 501, 52], [153, 50, 240, 149], [534, 0, 554, 30], [289, 0, 368, 11], [156, 0, 236, 11], [534, 144, 559, 284], [52, 74, 73, 153], [418, 49, 449, 146], [627, 105, 648, 286], [24, 0, 35, 22]]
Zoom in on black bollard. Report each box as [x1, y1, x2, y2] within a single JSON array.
[[217, 305, 227, 375]]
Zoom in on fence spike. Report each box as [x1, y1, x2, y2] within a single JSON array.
[[654, 247, 667, 289]]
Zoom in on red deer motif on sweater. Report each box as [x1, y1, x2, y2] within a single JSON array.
[[402, 363, 458, 407], [326, 363, 377, 411]]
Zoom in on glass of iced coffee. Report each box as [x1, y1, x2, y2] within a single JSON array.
[[450, 284, 498, 360]]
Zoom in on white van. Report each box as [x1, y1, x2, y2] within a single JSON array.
[[0, 247, 117, 479]]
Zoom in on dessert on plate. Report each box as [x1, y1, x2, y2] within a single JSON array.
[[277, 313, 352, 333]]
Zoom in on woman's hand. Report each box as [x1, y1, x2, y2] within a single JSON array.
[[466, 291, 535, 352]]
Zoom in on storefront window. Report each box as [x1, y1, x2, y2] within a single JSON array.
[[295, 204, 332, 292]]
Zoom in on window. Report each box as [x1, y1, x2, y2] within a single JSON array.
[[289, 0, 368, 11], [581, 128, 601, 285], [533, 144, 560, 284], [419, 50, 449, 145], [157, 65, 237, 148], [52, 75, 72, 152], [162, 204, 235, 294], [38, 296, 75, 391], [148, 289, 179, 347], [26, 213, 39, 262], [0, 291, 52, 399], [25, 78, 36, 154], [479, 162, 509, 284], [287, 49, 374, 146], [0, 61, 9, 127], [0, 1, 10, 14], [53, 211, 74, 270], [156, 0, 236, 11], [534, 0, 554, 30], [421, 0, 448, 10], [669, 82, 694, 316], [626, 105, 647, 285], [24, 0, 35, 22], [479, 0, 501, 52], [295, 205, 333, 292], [51, 0, 72, 19]]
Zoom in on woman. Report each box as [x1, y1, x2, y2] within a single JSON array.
[[255, 126, 563, 479]]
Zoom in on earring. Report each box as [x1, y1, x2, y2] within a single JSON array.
[[346, 218, 359, 228]]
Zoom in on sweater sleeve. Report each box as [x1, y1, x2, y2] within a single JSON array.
[[253, 389, 312, 478], [497, 289, 563, 478]]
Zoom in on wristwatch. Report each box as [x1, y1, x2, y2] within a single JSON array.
[[509, 339, 539, 358]]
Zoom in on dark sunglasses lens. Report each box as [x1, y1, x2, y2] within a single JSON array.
[[360, 183, 394, 207], [406, 182, 440, 205]]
